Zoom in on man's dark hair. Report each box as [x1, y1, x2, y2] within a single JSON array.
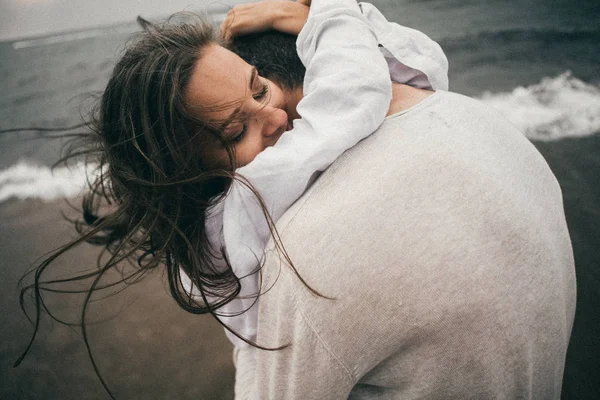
[[230, 30, 306, 90]]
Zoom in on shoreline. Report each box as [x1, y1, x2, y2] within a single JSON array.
[[2, 132, 599, 398], [1, 198, 235, 399]]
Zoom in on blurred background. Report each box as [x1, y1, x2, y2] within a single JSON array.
[[1, 0, 599, 398]]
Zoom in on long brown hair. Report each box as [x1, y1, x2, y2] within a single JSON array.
[[13, 14, 319, 398]]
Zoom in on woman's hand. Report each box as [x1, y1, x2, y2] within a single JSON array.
[[220, 0, 310, 41]]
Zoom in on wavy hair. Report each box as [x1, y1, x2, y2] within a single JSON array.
[[12, 14, 320, 398]]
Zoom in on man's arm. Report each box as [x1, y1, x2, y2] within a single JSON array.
[[233, 316, 356, 399]]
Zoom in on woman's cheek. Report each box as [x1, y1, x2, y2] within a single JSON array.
[[237, 144, 257, 168], [236, 133, 269, 167]]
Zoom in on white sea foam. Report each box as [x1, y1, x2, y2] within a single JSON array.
[[0, 161, 99, 203], [479, 72, 600, 141], [2, 72, 599, 203]]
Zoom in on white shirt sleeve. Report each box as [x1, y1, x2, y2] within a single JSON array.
[[360, 2, 449, 90], [210, 0, 392, 348]]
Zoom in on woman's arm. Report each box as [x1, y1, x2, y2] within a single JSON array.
[[214, 0, 391, 349], [221, 1, 449, 90], [220, 1, 309, 40], [360, 2, 449, 90]]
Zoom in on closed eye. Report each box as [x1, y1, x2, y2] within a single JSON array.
[[231, 125, 247, 143], [253, 82, 269, 101], [227, 72, 269, 145]]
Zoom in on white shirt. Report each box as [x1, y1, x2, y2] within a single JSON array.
[[181, 0, 449, 349]]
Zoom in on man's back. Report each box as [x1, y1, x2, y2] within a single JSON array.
[[235, 90, 576, 399]]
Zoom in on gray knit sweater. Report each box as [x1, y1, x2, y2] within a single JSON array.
[[234, 90, 576, 399]]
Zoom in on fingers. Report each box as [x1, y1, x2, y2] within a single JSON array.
[[220, 8, 248, 41], [296, 0, 311, 6], [220, 10, 234, 41], [221, 6, 242, 41], [219, 3, 275, 41]]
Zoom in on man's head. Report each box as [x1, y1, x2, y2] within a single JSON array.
[[229, 31, 305, 122], [230, 30, 306, 92]]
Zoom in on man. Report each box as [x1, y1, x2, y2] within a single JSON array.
[[229, 5, 576, 400]]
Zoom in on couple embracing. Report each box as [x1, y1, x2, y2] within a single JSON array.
[[23, 0, 575, 398]]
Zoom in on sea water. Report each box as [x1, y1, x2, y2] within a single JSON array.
[[0, 0, 599, 202]]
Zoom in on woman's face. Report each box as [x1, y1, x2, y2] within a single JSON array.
[[185, 44, 291, 168]]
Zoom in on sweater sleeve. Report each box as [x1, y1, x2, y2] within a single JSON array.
[[216, 0, 392, 348], [360, 2, 449, 90], [234, 295, 357, 399]]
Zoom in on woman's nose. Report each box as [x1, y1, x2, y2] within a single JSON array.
[[261, 107, 288, 139]]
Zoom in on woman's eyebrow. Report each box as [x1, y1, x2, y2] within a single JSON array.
[[249, 66, 258, 90], [219, 67, 259, 132]]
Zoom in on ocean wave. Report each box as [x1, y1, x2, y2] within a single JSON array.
[[0, 161, 98, 203], [1, 72, 598, 202], [478, 71, 600, 141]]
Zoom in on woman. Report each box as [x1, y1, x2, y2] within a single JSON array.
[[194, 0, 448, 350], [17, 0, 390, 391], [16, 0, 447, 396]]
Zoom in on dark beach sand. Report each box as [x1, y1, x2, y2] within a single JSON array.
[[533, 134, 600, 400], [1, 134, 599, 399], [0, 199, 235, 399]]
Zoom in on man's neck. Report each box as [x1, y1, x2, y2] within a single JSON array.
[[283, 83, 434, 122], [386, 83, 434, 117]]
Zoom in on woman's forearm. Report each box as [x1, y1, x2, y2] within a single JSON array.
[[272, 2, 309, 36], [220, 1, 309, 39]]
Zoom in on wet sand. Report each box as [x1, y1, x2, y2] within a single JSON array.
[[1, 134, 599, 399], [0, 199, 235, 399], [534, 135, 600, 399]]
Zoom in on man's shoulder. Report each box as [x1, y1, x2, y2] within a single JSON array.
[[257, 90, 574, 398], [274, 88, 556, 254], [274, 90, 483, 234]]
